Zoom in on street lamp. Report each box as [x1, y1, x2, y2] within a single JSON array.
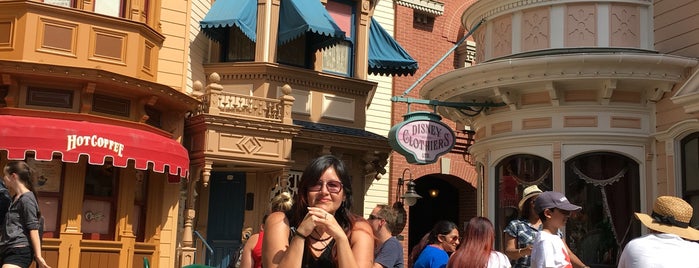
[[461, 128, 476, 165], [397, 168, 422, 207]]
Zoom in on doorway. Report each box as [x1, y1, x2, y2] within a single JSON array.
[[206, 172, 246, 268]]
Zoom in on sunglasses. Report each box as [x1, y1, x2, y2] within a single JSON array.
[[368, 214, 383, 220], [439, 234, 460, 242], [308, 180, 343, 193]]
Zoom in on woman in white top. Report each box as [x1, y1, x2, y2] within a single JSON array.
[[447, 217, 511, 268]]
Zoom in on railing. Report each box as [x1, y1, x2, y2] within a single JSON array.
[[198, 91, 284, 122], [192, 72, 294, 124], [193, 230, 214, 267]]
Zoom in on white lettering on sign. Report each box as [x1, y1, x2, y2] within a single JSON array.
[[397, 120, 454, 162], [66, 135, 124, 157]]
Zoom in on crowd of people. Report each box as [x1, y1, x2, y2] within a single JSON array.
[[253, 154, 699, 268], [3, 156, 699, 268]]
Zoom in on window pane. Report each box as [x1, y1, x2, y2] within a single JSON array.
[[323, 0, 353, 76], [689, 195, 699, 228], [226, 27, 255, 62], [26, 87, 74, 109], [277, 36, 307, 68], [564, 153, 640, 267], [681, 133, 699, 228], [44, 0, 72, 7], [82, 200, 112, 235], [38, 197, 59, 236], [494, 154, 552, 249], [322, 42, 350, 75], [683, 137, 699, 191], [94, 0, 122, 17], [325, 0, 352, 38], [84, 164, 117, 197]]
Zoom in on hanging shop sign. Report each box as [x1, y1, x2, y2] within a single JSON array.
[[388, 111, 455, 164]]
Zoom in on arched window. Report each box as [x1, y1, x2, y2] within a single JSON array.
[[564, 152, 640, 267], [494, 154, 552, 249], [680, 132, 699, 228]]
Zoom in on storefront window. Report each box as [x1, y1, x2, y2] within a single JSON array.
[[564, 152, 640, 267], [494, 154, 552, 249], [681, 133, 699, 228], [83, 164, 118, 240], [28, 158, 63, 238]]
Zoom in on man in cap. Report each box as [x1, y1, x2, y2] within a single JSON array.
[[530, 191, 582, 268], [503, 186, 587, 268], [617, 196, 699, 268]]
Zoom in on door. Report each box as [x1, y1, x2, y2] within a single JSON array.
[[207, 172, 246, 268]]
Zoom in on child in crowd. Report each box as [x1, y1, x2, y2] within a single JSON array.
[[530, 191, 581, 268]]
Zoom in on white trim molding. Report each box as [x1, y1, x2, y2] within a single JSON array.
[[395, 0, 444, 16]]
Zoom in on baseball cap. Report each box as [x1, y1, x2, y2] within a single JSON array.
[[534, 191, 581, 214]]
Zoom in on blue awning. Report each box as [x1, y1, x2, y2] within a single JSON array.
[[368, 18, 418, 76], [200, 0, 257, 43], [278, 0, 346, 51]]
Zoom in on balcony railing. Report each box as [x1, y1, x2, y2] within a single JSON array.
[[192, 72, 294, 124]]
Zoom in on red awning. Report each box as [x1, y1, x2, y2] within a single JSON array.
[[0, 115, 189, 179]]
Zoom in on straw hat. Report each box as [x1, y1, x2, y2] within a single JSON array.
[[635, 196, 699, 241], [518, 185, 543, 212]]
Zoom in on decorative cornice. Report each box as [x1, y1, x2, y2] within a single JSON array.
[[672, 68, 699, 114], [462, 0, 652, 29], [204, 62, 376, 97], [422, 53, 696, 102], [185, 114, 302, 136], [295, 129, 392, 151], [0, 60, 199, 110], [396, 0, 444, 16]]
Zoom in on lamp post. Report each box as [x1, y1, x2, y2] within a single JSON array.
[[461, 128, 476, 165], [397, 168, 422, 207]]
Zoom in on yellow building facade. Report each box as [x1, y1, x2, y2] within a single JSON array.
[[1, 0, 417, 268]]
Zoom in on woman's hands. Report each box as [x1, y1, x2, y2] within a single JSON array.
[[306, 207, 347, 242]]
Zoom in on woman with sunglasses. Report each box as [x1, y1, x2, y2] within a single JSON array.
[[409, 220, 460, 268], [263, 155, 374, 268]]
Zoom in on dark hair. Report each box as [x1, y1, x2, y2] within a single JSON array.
[[287, 155, 358, 234], [409, 220, 458, 266], [375, 204, 399, 233], [520, 197, 535, 219], [3, 161, 37, 198], [447, 217, 494, 268], [538, 210, 548, 222]]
